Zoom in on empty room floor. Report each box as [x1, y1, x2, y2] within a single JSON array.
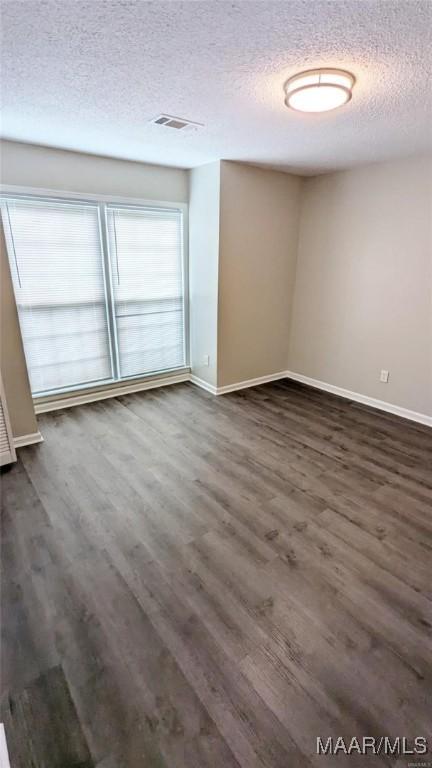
[[1, 380, 431, 767]]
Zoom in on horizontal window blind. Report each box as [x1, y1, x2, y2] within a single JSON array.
[[107, 206, 185, 378], [1, 194, 186, 397], [2, 198, 112, 394]]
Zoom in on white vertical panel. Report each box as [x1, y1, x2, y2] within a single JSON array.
[[0, 374, 16, 466], [0, 724, 11, 768]]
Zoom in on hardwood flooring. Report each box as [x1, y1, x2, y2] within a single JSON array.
[[1, 379, 431, 767]]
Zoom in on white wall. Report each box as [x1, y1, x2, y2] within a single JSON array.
[[188, 162, 221, 387], [0, 140, 188, 202], [288, 156, 432, 416]]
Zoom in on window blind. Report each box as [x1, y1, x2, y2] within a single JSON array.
[[107, 206, 185, 378], [1, 195, 186, 397], [2, 198, 112, 394]]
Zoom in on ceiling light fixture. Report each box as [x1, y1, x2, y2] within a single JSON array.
[[284, 68, 355, 113]]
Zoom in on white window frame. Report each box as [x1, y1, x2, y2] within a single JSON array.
[[1, 185, 190, 399]]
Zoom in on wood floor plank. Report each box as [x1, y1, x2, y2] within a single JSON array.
[[1, 665, 93, 768], [1, 379, 431, 767]]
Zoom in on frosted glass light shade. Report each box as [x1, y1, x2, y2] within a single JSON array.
[[284, 69, 355, 113]]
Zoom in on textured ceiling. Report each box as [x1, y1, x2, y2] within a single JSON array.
[[1, 0, 432, 174]]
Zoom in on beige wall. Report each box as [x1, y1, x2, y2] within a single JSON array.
[[218, 161, 301, 387], [0, 140, 188, 202], [2, 139, 430, 422], [189, 162, 220, 387], [288, 156, 432, 416], [0, 224, 38, 438]]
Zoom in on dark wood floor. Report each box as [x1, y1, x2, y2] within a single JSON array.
[[1, 380, 431, 767]]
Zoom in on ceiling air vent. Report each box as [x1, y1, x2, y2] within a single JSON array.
[[150, 114, 203, 131]]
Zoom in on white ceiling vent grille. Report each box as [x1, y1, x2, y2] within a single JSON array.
[[150, 114, 203, 131]]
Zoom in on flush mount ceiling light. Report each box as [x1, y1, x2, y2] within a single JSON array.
[[284, 68, 355, 113]]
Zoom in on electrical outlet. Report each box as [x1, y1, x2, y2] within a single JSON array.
[[380, 369, 389, 383], [202, 355, 209, 367]]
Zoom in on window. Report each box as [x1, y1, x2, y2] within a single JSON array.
[[106, 205, 185, 379], [1, 194, 186, 397]]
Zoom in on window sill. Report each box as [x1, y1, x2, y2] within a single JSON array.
[[33, 368, 191, 414]]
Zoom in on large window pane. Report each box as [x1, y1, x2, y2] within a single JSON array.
[[107, 206, 185, 378], [2, 198, 112, 394], [2, 195, 187, 398]]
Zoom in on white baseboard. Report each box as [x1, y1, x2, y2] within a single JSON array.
[[285, 370, 432, 428], [190, 370, 288, 396], [191, 368, 431, 427], [189, 375, 218, 395], [14, 431, 44, 448], [34, 372, 190, 414], [216, 371, 288, 395], [28, 368, 431, 428]]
